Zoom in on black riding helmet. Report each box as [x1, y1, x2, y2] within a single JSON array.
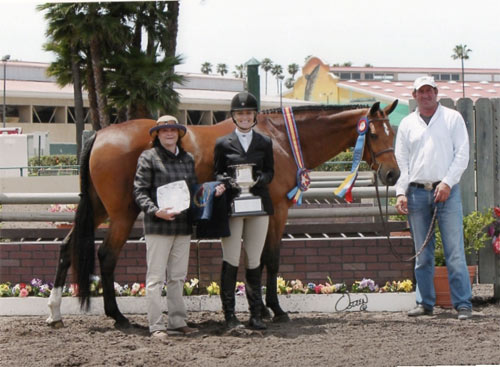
[[230, 92, 258, 129]]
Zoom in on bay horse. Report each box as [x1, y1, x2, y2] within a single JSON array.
[[46, 100, 400, 328]]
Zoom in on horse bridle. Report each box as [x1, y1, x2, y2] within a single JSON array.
[[364, 117, 395, 171], [363, 116, 406, 261]]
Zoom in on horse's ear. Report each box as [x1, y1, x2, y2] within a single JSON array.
[[384, 99, 398, 116], [369, 102, 380, 116]]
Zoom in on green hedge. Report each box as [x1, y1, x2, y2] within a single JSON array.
[[314, 151, 370, 172], [28, 155, 78, 167]]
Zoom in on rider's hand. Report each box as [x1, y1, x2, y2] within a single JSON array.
[[214, 183, 226, 197]]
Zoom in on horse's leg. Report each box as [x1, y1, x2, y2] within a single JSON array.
[[262, 205, 290, 323], [46, 228, 74, 328], [98, 211, 138, 328]]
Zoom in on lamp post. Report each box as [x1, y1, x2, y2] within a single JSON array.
[[278, 75, 284, 108], [320, 91, 333, 104], [2, 54, 10, 128]]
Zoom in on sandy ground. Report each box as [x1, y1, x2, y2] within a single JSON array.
[[0, 285, 499, 367]]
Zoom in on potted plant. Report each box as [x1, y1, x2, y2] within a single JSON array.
[[433, 208, 495, 307]]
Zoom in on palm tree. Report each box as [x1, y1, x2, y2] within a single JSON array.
[[106, 50, 183, 118], [108, 1, 183, 119], [260, 58, 273, 95], [233, 64, 246, 79], [217, 63, 228, 76], [40, 1, 183, 126], [285, 77, 295, 89], [39, 3, 86, 159], [287, 63, 299, 80], [201, 62, 212, 74], [451, 44, 472, 98], [271, 64, 283, 93]]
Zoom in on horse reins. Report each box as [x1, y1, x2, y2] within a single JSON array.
[[366, 117, 407, 262], [366, 119, 436, 262]]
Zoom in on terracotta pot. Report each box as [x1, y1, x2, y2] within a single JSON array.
[[433, 265, 476, 308]]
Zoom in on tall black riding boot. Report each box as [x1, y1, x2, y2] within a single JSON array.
[[220, 261, 243, 329], [245, 267, 267, 330]]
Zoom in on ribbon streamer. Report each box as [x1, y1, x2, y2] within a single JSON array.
[[334, 117, 368, 203], [282, 107, 311, 205]]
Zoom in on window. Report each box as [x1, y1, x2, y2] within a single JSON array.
[[364, 73, 374, 80], [351, 73, 361, 80], [340, 73, 351, 80], [33, 106, 56, 123], [213, 111, 229, 124], [374, 73, 394, 80], [187, 110, 202, 125]]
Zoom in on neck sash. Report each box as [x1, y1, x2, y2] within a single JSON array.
[[282, 107, 311, 205]]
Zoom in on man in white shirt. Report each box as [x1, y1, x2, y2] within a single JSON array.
[[395, 76, 472, 320]]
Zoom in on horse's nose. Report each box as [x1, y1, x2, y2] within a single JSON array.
[[384, 169, 400, 186]]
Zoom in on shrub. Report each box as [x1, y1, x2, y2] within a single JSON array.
[[314, 150, 370, 172]]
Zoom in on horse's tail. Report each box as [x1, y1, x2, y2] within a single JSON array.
[[71, 133, 97, 310]]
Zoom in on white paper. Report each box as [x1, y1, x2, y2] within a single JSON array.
[[156, 180, 190, 213]]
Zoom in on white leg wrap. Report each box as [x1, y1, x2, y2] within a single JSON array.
[[46, 287, 63, 324]]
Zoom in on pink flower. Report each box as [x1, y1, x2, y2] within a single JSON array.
[[19, 288, 29, 297]]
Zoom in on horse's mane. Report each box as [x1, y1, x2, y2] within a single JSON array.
[[261, 104, 369, 115]]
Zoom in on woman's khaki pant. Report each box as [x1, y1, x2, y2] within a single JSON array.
[[221, 215, 269, 269], [145, 234, 190, 333]]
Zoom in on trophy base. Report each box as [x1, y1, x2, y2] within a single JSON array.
[[231, 196, 266, 216]]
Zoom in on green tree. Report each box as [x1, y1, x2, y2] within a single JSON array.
[[216, 63, 228, 76], [285, 77, 295, 89], [201, 62, 212, 74], [106, 2, 183, 119], [233, 64, 246, 79], [271, 64, 283, 92], [39, 3, 86, 160], [451, 44, 472, 98], [260, 58, 273, 95], [39, 1, 183, 127], [287, 63, 299, 79]]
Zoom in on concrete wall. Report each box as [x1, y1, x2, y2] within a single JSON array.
[[0, 176, 79, 193]]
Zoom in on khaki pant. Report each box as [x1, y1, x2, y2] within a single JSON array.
[[221, 215, 269, 269], [145, 234, 190, 333]]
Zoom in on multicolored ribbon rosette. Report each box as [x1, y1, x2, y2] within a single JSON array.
[[334, 117, 368, 203], [282, 107, 311, 205]]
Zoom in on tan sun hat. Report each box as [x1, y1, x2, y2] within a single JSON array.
[[149, 115, 187, 139]]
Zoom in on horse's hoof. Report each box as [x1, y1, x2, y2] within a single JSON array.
[[48, 320, 64, 329], [272, 313, 290, 323], [114, 319, 132, 330], [261, 307, 272, 320]]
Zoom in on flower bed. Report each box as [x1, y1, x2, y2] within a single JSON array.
[[0, 276, 416, 315], [0, 276, 413, 298]]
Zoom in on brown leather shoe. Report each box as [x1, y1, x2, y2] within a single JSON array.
[[408, 304, 433, 317], [167, 326, 198, 336]]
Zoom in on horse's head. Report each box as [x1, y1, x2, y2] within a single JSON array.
[[363, 100, 400, 186]]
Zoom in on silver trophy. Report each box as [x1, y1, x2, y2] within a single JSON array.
[[229, 164, 265, 216]]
